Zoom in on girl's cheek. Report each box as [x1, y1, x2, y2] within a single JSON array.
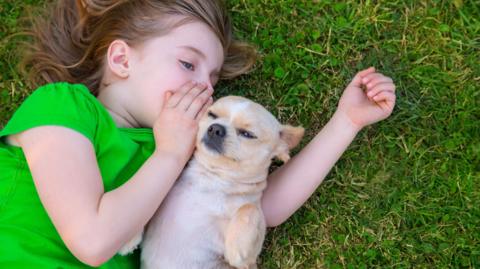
[[154, 60, 193, 92], [171, 75, 194, 92]]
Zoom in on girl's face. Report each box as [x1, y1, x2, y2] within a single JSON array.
[[120, 20, 224, 128]]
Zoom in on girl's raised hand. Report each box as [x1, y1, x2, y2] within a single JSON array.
[[153, 81, 213, 163], [337, 67, 396, 130]]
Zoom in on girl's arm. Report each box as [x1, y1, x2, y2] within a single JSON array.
[[17, 126, 183, 266], [16, 82, 212, 266], [262, 67, 396, 227], [262, 111, 359, 227]]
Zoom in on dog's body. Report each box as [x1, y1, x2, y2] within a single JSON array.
[[141, 158, 266, 269], [120, 96, 303, 269]]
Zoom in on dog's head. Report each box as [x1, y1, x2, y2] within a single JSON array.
[[194, 96, 304, 181]]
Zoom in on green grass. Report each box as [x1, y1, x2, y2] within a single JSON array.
[[1, 0, 479, 268]]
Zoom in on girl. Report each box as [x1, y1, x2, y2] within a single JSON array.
[[0, 0, 396, 268]]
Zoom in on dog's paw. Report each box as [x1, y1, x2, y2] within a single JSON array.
[[224, 246, 248, 268], [224, 204, 265, 268], [223, 251, 257, 269]]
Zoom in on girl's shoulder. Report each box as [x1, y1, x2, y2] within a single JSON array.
[[28, 82, 100, 111], [0, 82, 115, 146]]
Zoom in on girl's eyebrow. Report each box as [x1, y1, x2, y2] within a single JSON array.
[[177, 45, 221, 76], [177, 45, 206, 59]]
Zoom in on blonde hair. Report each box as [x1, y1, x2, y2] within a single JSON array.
[[20, 0, 257, 95]]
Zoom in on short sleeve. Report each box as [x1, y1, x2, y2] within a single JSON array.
[[0, 82, 99, 145]]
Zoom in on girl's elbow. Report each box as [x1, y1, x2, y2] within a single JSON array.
[[77, 255, 107, 268], [262, 202, 286, 227], [66, 234, 113, 267], [264, 211, 287, 227]]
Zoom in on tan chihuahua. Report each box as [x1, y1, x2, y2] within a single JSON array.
[[121, 96, 304, 269]]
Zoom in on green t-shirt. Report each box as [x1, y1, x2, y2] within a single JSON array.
[[0, 82, 156, 268]]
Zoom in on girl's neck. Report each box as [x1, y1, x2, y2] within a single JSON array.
[[104, 107, 137, 128], [97, 84, 140, 128]]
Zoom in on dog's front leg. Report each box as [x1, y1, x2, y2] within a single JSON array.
[[224, 203, 266, 269]]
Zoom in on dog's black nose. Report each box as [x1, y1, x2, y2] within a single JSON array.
[[207, 123, 226, 138]]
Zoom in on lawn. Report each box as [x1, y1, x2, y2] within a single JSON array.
[[1, 0, 479, 268]]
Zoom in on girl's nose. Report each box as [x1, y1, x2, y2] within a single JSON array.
[[206, 81, 214, 91], [195, 71, 216, 90], [197, 78, 214, 91]]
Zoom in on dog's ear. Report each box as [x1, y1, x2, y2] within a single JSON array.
[[274, 125, 304, 163]]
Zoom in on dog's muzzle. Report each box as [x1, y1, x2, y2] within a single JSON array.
[[202, 123, 226, 154]]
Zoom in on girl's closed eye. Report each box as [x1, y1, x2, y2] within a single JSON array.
[[179, 60, 195, 71]]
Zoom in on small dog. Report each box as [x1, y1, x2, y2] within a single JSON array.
[[121, 96, 304, 269]]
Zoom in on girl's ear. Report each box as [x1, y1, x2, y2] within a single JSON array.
[[107, 39, 132, 79], [274, 125, 305, 163]]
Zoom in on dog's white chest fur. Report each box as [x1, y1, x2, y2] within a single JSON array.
[[140, 159, 266, 269]]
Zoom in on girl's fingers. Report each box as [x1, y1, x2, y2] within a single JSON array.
[[162, 91, 172, 109], [363, 73, 392, 87], [362, 72, 383, 82], [177, 83, 209, 111], [357, 67, 376, 78], [185, 87, 213, 119], [166, 81, 197, 108], [195, 96, 214, 122], [348, 67, 376, 87], [366, 78, 395, 94], [371, 91, 396, 111], [366, 82, 396, 99]]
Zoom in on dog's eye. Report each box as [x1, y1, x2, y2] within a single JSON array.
[[237, 129, 257, 139], [208, 111, 218, 119]]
